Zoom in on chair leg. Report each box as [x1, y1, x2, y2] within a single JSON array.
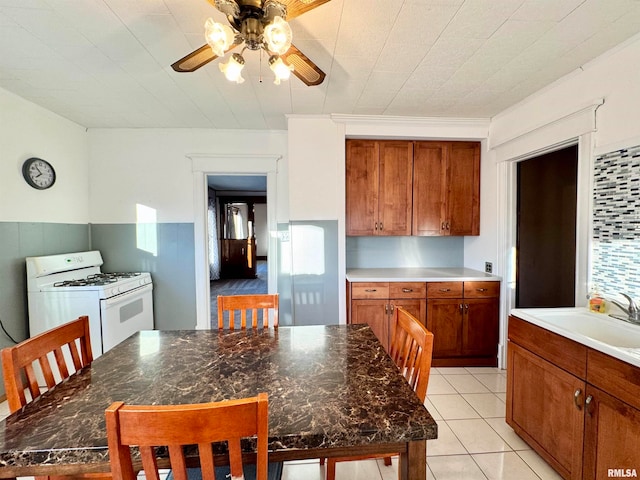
[[326, 458, 336, 480], [383, 456, 392, 466]]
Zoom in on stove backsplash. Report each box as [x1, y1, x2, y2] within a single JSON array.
[[591, 144, 640, 302]]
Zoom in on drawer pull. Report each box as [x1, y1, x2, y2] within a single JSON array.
[[439, 288, 451, 292], [402, 288, 413, 293], [459, 303, 463, 312], [476, 288, 488, 292], [574, 389, 583, 410], [585, 395, 594, 416], [364, 289, 377, 292]]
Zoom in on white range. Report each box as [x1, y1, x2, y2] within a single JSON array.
[[26, 250, 154, 356]]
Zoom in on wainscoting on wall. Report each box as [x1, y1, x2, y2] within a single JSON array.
[[591, 145, 640, 297]]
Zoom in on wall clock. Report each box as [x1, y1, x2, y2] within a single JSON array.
[[22, 157, 56, 190]]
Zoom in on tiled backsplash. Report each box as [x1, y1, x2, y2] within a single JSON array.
[[591, 145, 640, 300]]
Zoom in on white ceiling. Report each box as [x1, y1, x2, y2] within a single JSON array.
[[2, 0, 640, 130]]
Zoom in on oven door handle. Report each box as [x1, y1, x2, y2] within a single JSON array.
[[103, 283, 153, 307]]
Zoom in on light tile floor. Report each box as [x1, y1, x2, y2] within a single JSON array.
[[1, 367, 563, 480]]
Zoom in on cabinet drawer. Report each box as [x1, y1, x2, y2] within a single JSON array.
[[427, 282, 463, 298], [351, 282, 389, 299], [389, 282, 426, 298], [508, 315, 587, 378], [464, 281, 499, 298], [587, 349, 640, 411]]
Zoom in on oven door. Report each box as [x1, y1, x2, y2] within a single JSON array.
[[100, 283, 154, 354]]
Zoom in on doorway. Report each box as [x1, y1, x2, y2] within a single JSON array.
[[516, 145, 578, 307], [207, 175, 268, 327]]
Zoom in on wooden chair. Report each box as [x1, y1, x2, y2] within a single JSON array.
[[1, 316, 110, 480], [105, 393, 283, 480], [217, 293, 279, 330], [1, 316, 93, 413], [324, 307, 434, 480]]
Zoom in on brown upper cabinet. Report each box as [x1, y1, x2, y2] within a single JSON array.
[[346, 139, 480, 237], [345, 140, 413, 236], [413, 141, 480, 236]]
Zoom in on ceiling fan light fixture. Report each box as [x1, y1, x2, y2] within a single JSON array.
[[269, 56, 294, 84], [204, 18, 235, 57], [219, 53, 245, 83], [263, 16, 292, 55]]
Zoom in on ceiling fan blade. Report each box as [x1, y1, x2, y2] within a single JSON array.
[[280, 0, 333, 21], [171, 42, 240, 73], [281, 44, 326, 86]]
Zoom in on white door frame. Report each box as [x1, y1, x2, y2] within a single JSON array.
[[189, 154, 280, 330]]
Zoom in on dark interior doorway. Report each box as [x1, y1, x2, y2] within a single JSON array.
[[516, 144, 578, 308]]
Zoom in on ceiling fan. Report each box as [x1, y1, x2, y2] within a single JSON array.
[[171, 0, 331, 86]]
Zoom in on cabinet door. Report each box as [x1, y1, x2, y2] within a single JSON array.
[[390, 299, 426, 326], [583, 385, 640, 480], [378, 141, 413, 236], [447, 142, 480, 236], [462, 298, 499, 357], [507, 343, 585, 480], [413, 142, 447, 236], [346, 140, 379, 236], [427, 299, 463, 357], [351, 299, 389, 351]]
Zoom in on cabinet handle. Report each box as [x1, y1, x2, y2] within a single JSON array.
[[476, 288, 488, 292], [446, 222, 450, 230], [585, 395, 594, 416], [380, 222, 383, 230], [439, 288, 451, 292], [459, 304, 463, 312], [441, 222, 446, 230], [464, 303, 469, 312], [402, 288, 413, 293], [375, 222, 378, 231], [574, 389, 583, 410], [364, 289, 377, 292]]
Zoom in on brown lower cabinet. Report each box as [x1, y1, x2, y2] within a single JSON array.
[[427, 281, 499, 367], [507, 315, 640, 480], [347, 281, 426, 352], [347, 280, 499, 363]]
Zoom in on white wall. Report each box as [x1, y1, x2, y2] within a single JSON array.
[[87, 128, 288, 223], [0, 88, 89, 223], [491, 33, 640, 153]]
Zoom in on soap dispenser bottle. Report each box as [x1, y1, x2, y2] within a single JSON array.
[[588, 285, 606, 313]]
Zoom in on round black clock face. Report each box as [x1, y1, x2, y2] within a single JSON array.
[[22, 157, 56, 190]]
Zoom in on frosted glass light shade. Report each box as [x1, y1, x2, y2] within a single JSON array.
[[269, 56, 294, 85], [264, 16, 292, 55], [204, 18, 235, 57], [219, 53, 245, 83]]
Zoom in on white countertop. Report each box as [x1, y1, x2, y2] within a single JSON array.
[[346, 267, 501, 282], [511, 307, 640, 368]]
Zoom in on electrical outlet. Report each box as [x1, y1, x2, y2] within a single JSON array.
[[485, 262, 493, 274]]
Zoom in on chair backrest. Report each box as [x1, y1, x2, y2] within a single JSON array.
[[1, 316, 93, 413], [217, 293, 279, 330], [105, 393, 270, 480], [389, 307, 434, 402]]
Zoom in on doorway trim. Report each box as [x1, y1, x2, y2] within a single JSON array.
[[493, 102, 603, 368], [189, 154, 280, 330]]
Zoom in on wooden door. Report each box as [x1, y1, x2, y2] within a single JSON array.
[[346, 140, 379, 236], [413, 142, 446, 236], [462, 298, 499, 357], [427, 299, 463, 357], [507, 343, 585, 480], [351, 299, 389, 351], [378, 141, 413, 236], [583, 385, 640, 480], [447, 142, 480, 236]]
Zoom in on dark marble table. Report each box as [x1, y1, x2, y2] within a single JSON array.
[[0, 325, 437, 480]]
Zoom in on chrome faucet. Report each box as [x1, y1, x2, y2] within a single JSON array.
[[610, 293, 640, 325]]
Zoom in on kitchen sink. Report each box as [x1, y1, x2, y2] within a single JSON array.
[[510, 307, 640, 349]]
